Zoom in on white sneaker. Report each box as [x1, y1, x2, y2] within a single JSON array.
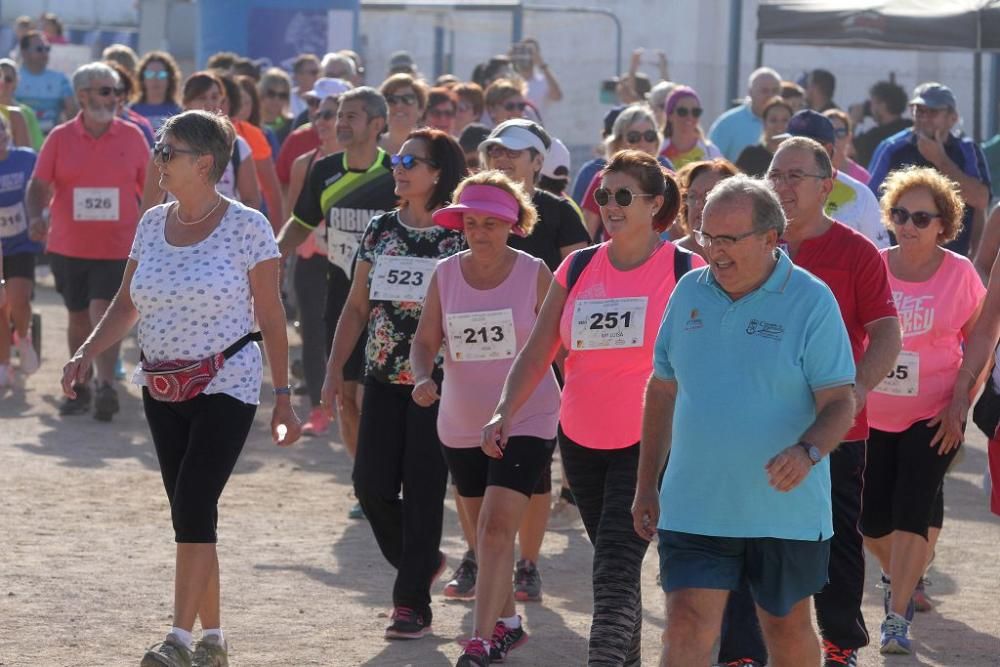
[[0, 364, 11, 388], [547, 496, 583, 532], [14, 333, 39, 375]]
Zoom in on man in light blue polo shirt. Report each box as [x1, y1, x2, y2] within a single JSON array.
[[632, 175, 856, 667], [709, 67, 781, 162]]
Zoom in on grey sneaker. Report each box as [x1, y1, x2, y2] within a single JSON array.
[[192, 635, 229, 667], [443, 550, 477, 600], [59, 382, 92, 416], [93, 382, 120, 422], [513, 558, 542, 602], [141, 634, 193, 667]]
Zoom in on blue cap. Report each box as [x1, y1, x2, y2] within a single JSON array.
[[774, 109, 836, 145], [909, 82, 957, 110]]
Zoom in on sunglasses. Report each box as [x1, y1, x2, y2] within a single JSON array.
[[594, 187, 655, 207], [625, 130, 658, 144], [30, 45, 51, 54], [264, 89, 290, 100], [833, 127, 849, 138], [503, 101, 528, 113], [386, 93, 418, 106], [890, 206, 941, 229], [466, 157, 480, 170], [87, 86, 118, 97], [1, 75, 14, 84], [391, 153, 438, 170], [673, 107, 703, 118], [486, 144, 525, 160], [143, 70, 169, 80], [306, 97, 321, 108], [316, 109, 336, 121], [428, 107, 455, 118], [153, 142, 201, 163]]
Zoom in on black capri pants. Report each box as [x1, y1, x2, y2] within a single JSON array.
[[143, 389, 257, 543], [861, 420, 958, 540]]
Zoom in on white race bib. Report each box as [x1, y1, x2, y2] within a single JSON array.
[[571, 297, 647, 350], [73, 187, 119, 221], [0, 203, 27, 238], [327, 227, 358, 275], [874, 350, 920, 396], [369, 255, 438, 302], [446, 309, 516, 361]]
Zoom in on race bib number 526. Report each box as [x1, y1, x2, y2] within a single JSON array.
[[369, 255, 438, 302], [73, 187, 119, 221], [571, 297, 647, 350]]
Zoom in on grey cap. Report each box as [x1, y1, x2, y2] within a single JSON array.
[[389, 51, 416, 73], [909, 82, 957, 110]]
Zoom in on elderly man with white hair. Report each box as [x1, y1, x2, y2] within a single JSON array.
[[709, 67, 782, 161], [25, 61, 150, 421]]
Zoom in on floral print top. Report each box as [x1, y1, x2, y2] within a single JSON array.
[[358, 210, 465, 384]]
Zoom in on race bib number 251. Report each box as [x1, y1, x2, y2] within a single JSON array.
[[571, 297, 648, 350]]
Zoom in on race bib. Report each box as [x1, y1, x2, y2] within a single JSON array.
[[571, 297, 647, 350], [327, 227, 358, 275], [369, 255, 438, 302], [73, 188, 119, 221], [0, 203, 27, 238], [446, 309, 516, 361], [874, 350, 920, 396]]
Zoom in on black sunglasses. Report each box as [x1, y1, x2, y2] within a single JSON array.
[[153, 142, 201, 163], [428, 107, 455, 118], [88, 86, 118, 97], [391, 153, 438, 170], [594, 187, 655, 208], [264, 89, 290, 100], [386, 93, 418, 106], [625, 130, 658, 144], [31, 45, 51, 54], [890, 206, 941, 229], [316, 109, 336, 121], [674, 107, 703, 118], [503, 101, 528, 113]]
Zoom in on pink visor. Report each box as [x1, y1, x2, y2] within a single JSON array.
[[433, 184, 526, 236]]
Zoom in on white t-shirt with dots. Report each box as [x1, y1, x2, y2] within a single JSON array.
[[128, 199, 280, 405]]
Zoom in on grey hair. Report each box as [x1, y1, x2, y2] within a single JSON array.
[[705, 174, 786, 237], [72, 62, 120, 92], [159, 110, 236, 184], [748, 67, 781, 88], [774, 136, 834, 179], [0, 58, 17, 77], [606, 103, 659, 153], [338, 86, 388, 134], [321, 53, 356, 78]]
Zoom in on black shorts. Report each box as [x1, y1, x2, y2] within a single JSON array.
[[49, 253, 127, 312], [861, 420, 958, 540], [442, 437, 556, 498], [324, 264, 365, 382], [2, 253, 36, 280]]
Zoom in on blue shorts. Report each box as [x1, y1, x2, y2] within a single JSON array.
[[658, 529, 830, 617]]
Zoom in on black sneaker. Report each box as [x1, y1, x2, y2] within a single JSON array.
[[443, 550, 477, 601], [822, 640, 859, 666], [489, 618, 527, 662], [93, 382, 120, 422], [384, 606, 431, 640], [456, 638, 491, 666], [59, 383, 92, 416], [513, 559, 541, 602]]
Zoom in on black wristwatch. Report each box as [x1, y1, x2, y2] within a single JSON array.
[[797, 441, 822, 466]]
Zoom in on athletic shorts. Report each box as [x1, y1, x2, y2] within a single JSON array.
[[658, 529, 830, 617], [441, 437, 556, 498], [49, 253, 127, 312], [2, 252, 36, 280], [324, 264, 365, 382]]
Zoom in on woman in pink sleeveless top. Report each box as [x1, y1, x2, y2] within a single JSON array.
[[411, 172, 559, 666]]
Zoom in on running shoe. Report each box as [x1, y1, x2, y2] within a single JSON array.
[[489, 618, 527, 662], [59, 382, 92, 416], [384, 606, 431, 640], [713, 660, 764, 666], [455, 637, 491, 667], [301, 406, 331, 437], [822, 640, 858, 666], [913, 576, 933, 612], [513, 558, 542, 602], [880, 612, 912, 655], [13, 333, 39, 375], [443, 550, 477, 601], [880, 574, 915, 621], [547, 495, 584, 532], [192, 635, 229, 667], [141, 633, 194, 667], [93, 382, 120, 422]]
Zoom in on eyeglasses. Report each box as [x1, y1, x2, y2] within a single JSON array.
[[694, 229, 759, 248], [153, 142, 201, 163], [30, 45, 51, 54], [427, 107, 455, 118], [833, 127, 849, 138], [264, 89, 290, 100], [503, 101, 528, 113], [86, 86, 117, 97], [457, 102, 474, 113], [486, 144, 525, 160], [386, 93, 418, 106], [316, 109, 336, 121], [673, 107, 703, 118], [391, 153, 438, 170], [890, 206, 941, 229], [594, 187, 655, 207], [143, 70, 169, 81], [625, 130, 658, 144], [305, 97, 321, 108], [766, 170, 828, 186]]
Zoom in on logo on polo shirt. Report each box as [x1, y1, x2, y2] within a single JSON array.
[[746, 319, 784, 340], [684, 309, 703, 331]]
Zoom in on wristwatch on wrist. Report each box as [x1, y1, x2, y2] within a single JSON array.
[[797, 441, 822, 466], [273, 386, 292, 396]]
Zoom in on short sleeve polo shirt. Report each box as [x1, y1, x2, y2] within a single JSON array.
[[653, 251, 855, 540]]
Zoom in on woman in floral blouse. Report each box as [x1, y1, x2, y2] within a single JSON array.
[[322, 128, 467, 640]]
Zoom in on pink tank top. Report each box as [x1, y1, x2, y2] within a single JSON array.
[[436, 249, 561, 448]]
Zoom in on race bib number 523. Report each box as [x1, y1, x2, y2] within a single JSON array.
[[571, 297, 647, 350], [369, 255, 438, 302]]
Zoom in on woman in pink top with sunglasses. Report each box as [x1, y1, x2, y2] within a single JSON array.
[[483, 150, 704, 666], [411, 171, 559, 666]]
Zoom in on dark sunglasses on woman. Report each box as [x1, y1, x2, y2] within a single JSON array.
[[143, 70, 169, 80], [674, 107, 703, 118], [386, 93, 418, 106], [391, 153, 438, 170], [153, 142, 201, 163], [890, 206, 941, 229], [264, 89, 290, 100], [503, 101, 528, 113], [625, 130, 658, 144], [594, 187, 655, 208]]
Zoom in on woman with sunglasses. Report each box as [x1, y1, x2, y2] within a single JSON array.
[[425, 86, 457, 136], [658, 86, 721, 171], [485, 150, 703, 666], [323, 128, 467, 640], [379, 73, 428, 156], [453, 82, 484, 137], [258, 67, 294, 147], [0, 59, 36, 148], [670, 158, 739, 255], [735, 96, 792, 178], [409, 171, 559, 666], [484, 78, 527, 127], [824, 108, 871, 185], [862, 166, 985, 655], [131, 50, 182, 134]]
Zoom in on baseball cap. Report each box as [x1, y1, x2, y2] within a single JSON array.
[[389, 50, 416, 73], [541, 137, 571, 180], [479, 119, 551, 155], [432, 183, 526, 236], [603, 105, 626, 137], [305, 78, 352, 101], [909, 82, 957, 110], [774, 109, 835, 144]]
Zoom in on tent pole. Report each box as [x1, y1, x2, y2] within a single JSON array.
[[726, 0, 743, 108], [975, 51, 983, 142]]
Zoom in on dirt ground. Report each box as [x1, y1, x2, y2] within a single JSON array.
[[1, 275, 998, 667]]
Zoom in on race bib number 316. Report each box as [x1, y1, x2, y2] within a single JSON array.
[[0, 203, 27, 238], [571, 297, 647, 350], [446, 309, 516, 361], [73, 187, 120, 221], [369, 255, 438, 302]]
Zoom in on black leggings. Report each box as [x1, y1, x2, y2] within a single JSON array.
[[142, 389, 257, 543], [293, 253, 328, 407]]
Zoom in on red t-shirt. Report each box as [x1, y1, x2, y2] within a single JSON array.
[[276, 125, 319, 185], [35, 114, 149, 259], [791, 221, 898, 441]]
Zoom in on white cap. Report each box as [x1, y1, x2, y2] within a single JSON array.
[[479, 119, 550, 155], [306, 78, 352, 101], [541, 137, 571, 180]]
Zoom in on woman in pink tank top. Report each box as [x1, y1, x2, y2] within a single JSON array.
[[411, 172, 559, 665]]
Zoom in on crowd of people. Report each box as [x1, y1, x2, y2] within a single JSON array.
[[1, 15, 999, 667]]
